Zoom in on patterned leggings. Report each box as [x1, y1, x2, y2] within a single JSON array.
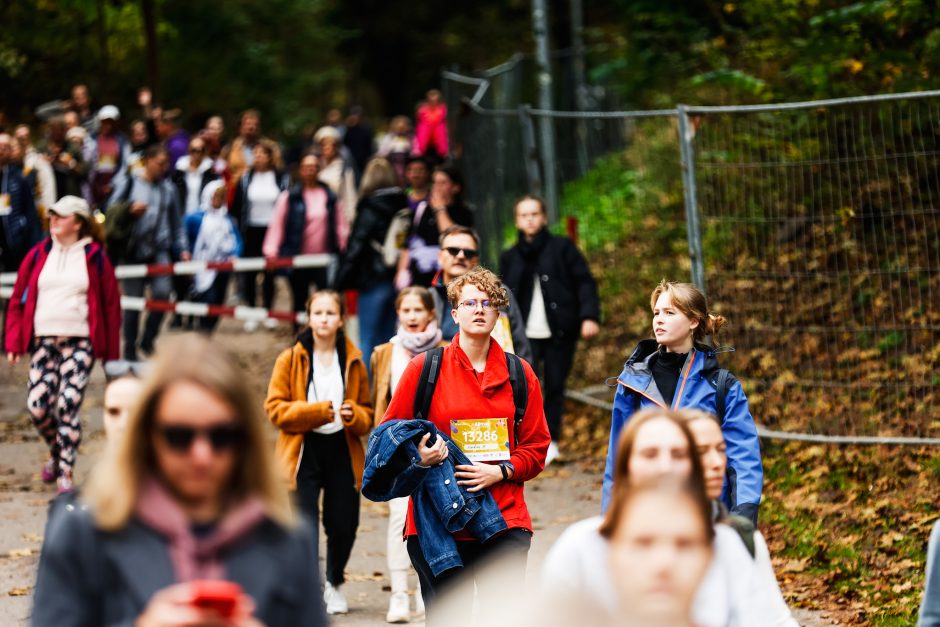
[[27, 337, 95, 478]]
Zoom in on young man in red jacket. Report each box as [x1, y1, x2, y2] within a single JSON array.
[[381, 266, 550, 621]]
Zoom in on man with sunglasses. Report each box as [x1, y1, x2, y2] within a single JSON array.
[[429, 226, 532, 363], [499, 195, 600, 465]]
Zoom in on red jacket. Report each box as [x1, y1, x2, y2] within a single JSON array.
[[381, 334, 550, 536], [5, 238, 121, 361]]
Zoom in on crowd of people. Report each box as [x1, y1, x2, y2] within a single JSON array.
[[1, 84, 936, 626]]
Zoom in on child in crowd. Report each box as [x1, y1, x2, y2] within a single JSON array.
[[265, 290, 374, 615], [370, 286, 444, 622]]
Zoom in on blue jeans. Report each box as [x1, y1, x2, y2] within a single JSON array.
[[356, 281, 397, 370]]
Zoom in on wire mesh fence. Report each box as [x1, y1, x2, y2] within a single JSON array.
[[690, 95, 940, 439], [443, 58, 940, 441]]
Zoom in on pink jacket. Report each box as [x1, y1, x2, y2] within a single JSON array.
[[5, 239, 122, 360]]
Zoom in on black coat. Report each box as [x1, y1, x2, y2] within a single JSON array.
[[499, 230, 600, 340], [170, 166, 218, 214], [335, 187, 408, 290]]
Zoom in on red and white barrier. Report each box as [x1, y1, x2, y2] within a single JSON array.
[[120, 296, 309, 324], [0, 254, 334, 285]]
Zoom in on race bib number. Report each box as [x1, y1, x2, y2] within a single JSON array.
[[450, 418, 510, 461]]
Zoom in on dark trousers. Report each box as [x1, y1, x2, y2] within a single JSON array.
[[191, 273, 231, 334], [121, 252, 173, 360], [289, 267, 329, 314], [407, 528, 531, 625], [529, 336, 578, 442], [295, 430, 360, 587], [242, 226, 274, 309]]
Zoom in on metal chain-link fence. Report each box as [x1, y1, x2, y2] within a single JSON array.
[[443, 58, 940, 442]]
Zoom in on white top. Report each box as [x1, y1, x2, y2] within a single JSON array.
[[318, 158, 358, 223], [525, 274, 552, 339], [34, 237, 92, 338], [308, 350, 345, 435], [541, 516, 798, 627], [246, 170, 280, 227], [390, 339, 411, 393]]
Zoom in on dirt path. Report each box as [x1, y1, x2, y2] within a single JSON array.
[[0, 314, 836, 625]]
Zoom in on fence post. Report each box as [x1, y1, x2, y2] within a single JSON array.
[[519, 105, 543, 195], [677, 104, 706, 292], [531, 0, 560, 224]]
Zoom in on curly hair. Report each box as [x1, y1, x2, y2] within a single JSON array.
[[446, 266, 509, 310]]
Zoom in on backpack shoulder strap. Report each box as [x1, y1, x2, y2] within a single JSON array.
[[714, 368, 731, 424], [413, 347, 444, 420], [505, 353, 529, 434]]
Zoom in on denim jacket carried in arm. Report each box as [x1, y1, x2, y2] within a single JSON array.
[[362, 419, 508, 576]]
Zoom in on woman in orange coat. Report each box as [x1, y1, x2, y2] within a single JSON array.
[[265, 290, 373, 615]]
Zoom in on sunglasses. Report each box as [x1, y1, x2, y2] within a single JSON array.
[[189, 147, 205, 154], [443, 247, 479, 259], [158, 424, 245, 453], [104, 359, 150, 382]]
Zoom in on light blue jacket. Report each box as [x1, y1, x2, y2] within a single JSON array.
[[601, 339, 763, 524]]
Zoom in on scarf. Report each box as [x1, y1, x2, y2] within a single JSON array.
[[514, 228, 550, 320], [395, 319, 442, 356], [192, 180, 236, 293], [134, 476, 267, 582]]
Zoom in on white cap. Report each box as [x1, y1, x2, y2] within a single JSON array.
[[49, 196, 91, 219], [97, 105, 120, 121]]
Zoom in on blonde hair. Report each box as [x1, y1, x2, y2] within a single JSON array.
[[305, 289, 346, 318], [446, 266, 509, 310], [395, 286, 434, 313], [650, 280, 727, 344], [359, 157, 398, 198], [84, 334, 293, 531]]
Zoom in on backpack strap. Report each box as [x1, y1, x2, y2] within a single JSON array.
[[413, 348, 529, 447], [413, 347, 444, 420], [505, 353, 528, 436], [714, 368, 731, 424]]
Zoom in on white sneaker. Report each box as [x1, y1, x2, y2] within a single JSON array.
[[243, 319, 259, 333], [386, 591, 410, 623], [263, 318, 279, 330], [545, 441, 560, 466], [414, 588, 425, 618], [324, 582, 348, 615]]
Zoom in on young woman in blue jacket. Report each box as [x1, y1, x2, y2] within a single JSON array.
[[601, 280, 763, 524]]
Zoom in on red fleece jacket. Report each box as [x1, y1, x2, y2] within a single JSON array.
[[381, 334, 550, 537], [5, 239, 121, 361]]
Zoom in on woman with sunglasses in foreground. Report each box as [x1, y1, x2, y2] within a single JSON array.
[[376, 267, 550, 623], [4, 195, 120, 494], [33, 334, 326, 627]]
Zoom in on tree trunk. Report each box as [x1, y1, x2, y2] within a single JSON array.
[[141, 0, 160, 100]]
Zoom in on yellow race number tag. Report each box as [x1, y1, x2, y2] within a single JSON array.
[[450, 418, 510, 461]]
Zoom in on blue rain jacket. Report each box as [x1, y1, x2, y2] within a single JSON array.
[[601, 340, 763, 524]]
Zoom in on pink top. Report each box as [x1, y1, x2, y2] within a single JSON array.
[[263, 187, 349, 257]]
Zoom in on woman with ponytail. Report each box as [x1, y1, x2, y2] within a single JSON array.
[[370, 286, 444, 622], [600, 280, 763, 525]]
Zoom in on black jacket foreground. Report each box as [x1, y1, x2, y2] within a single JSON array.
[[499, 229, 600, 340]]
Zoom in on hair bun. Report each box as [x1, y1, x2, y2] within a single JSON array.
[[705, 313, 727, 336]]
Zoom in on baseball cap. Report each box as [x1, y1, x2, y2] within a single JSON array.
[[49, 196, 91, 219], [97, 105, 120, 121]]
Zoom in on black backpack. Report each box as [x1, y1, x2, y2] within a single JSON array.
[[413, 347, 528, 445]]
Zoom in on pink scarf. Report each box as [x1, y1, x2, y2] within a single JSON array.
[[134, 477, 267, 582], [397, 320, 443, 356]]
